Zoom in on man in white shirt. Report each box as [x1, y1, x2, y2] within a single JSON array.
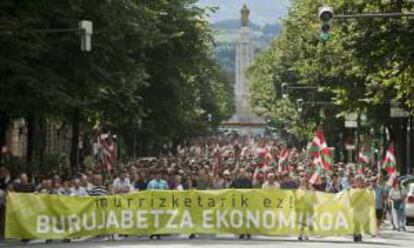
[[80, 175, 94, 191], [70, 179, 88, 196], [113, 172, 134, 194], [262, 173, 280, 190]]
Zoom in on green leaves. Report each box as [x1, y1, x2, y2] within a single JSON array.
[[248, 0, 414, 144], [0, 0, 233, 158]]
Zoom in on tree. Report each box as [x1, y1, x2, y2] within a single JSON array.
[[248, 0, 414, 169], [0, 0, 234, 171]]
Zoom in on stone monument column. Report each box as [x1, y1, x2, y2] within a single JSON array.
[[235, 27, 254, 114], [223, 5, 266, 136], [235, 5, 255, 115]]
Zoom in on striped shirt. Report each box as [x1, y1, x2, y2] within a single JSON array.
[[88, 186, 107, 196]]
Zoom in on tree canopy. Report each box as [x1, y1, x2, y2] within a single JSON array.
[[0, 0, 234, 170], [248, 0, 414, 168]]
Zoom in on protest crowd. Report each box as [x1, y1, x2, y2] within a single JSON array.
[[0, 130, 412, 243]]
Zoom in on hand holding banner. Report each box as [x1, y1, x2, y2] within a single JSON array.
[[5, 189, 376, 240]]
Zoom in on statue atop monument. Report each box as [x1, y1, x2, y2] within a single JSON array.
[[222, 4, 266, 135], [241, 5, 250, 27]]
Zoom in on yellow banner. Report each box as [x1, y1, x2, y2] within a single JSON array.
[[5, 189, 376, 239]]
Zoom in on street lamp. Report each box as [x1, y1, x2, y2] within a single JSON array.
[[297, 98, 304, 113], [280, 83, 319, 99], [281, 83, 289, 99], [79, 20, 93, 52]]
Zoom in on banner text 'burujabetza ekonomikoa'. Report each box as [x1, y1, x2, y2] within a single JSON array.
[[5, 189, 376, 239]]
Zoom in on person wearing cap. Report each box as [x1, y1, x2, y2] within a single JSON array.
[[262, 173, 280, 190]]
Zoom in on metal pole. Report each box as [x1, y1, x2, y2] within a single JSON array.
[[288, 86, 320, 90], [407, 116, 411, 175], [37, 28, 81, 33], [336, 12, 414, 19]]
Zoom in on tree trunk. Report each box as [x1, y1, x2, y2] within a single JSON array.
[[0, 113, 9, 161], [37, 113, 47, 172], [26, 113, 35, 165], [390, 118, 407, 173], [79, 132, 91, 171], [70, 109, 80, 175]]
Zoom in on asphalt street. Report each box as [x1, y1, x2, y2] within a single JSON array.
[[2, 222, 413, 248]]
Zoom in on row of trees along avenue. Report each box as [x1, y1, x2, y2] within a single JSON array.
[[0, 0, 234, 174], [248, 0, 414, 173]]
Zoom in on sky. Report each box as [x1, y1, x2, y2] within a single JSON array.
[[197, 0, 291, 25]]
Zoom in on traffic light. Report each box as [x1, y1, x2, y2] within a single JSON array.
[[318, 6, 333, 42], [79, 20, 93, 52], [281, 83, 288, 99]]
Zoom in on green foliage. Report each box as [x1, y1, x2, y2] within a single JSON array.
[[0, 0, 234, 164], [248, 0, 414, 144]]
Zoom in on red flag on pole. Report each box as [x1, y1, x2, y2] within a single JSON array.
[[98, 134, 116, 172], [382, 143, 398, 186], [308, 129, 333, 170], [383, 143, 397, 175]]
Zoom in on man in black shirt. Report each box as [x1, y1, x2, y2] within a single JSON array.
[[231, 168, 253, 189], [230, 168, 252, 239], [13, 173, 36, 193]]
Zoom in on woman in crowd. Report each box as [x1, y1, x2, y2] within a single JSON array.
[[297, 175, 311, 241], [262, 173, 280, 190], [389, 178, 407, 232]]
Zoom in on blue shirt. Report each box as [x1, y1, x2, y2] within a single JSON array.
[[147, 179, 169, 190], [340, 177, 351, 190], [374, 185, 385, 209], [326, 182, 342, 193]]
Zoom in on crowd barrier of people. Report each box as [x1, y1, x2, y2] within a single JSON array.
[[0, 135, 411, 243]]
